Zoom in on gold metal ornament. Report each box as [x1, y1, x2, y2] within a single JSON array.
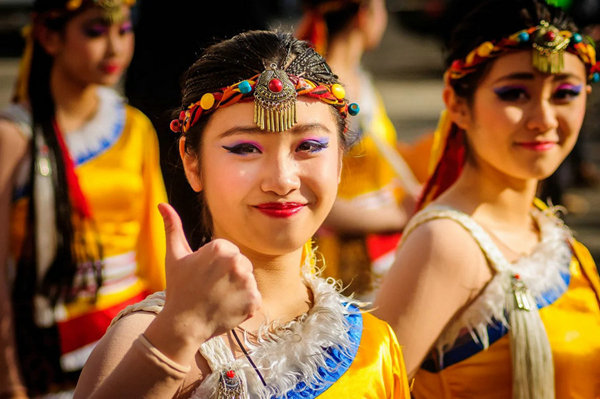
[[217, 369, 247, 399], [253, 66, 297, 132], [532, 21, 570, 74]]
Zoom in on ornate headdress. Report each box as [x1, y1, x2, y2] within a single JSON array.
[[419, 20, 600, 211], [446, 20, 600, 85], [170, 51, 360, 134], [66, 0, 136, 22]]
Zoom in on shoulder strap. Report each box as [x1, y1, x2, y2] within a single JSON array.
[[108, 291, 166, 329], [403, 205, 509, 273]]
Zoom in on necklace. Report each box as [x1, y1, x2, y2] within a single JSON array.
[[231, 328, 267, 387], [483, 215, 540, 261]]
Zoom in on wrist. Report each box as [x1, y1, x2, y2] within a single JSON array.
[[144, 307, 212, 366]]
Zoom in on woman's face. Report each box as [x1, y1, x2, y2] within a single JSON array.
[[183, 100, 342, 257], [362, 0, 388, 50], [47, 5, 134, 87], [457, 50, 588, 181]]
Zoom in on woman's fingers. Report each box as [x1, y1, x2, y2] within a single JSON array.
[[158, 202, 192, 262]]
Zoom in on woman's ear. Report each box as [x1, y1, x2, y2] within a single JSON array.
[[35, 25, 61, 56], [337, 151, 343, 184], [179, 137, 202, 192], [443, 86, 471, 131]]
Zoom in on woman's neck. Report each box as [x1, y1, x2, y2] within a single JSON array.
[[439, 158, 539, 230], [50, 67, 99, 133], [240, 247, 312, 329], [325, 31, 365, 96]]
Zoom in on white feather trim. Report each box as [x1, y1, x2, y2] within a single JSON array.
[[192, 272, 361, 399]]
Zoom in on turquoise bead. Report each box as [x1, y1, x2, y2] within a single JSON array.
[[517, 32, 530, 43], [348, 103, 360, 116], [592, 73, 600, 83], [572, 33, 583, 43], [238, 80, 252, 94]]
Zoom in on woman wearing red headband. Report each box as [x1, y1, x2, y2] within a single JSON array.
[[375, 0, 600, 397], [0, 0, 167, 396], [74, 30, 410, 398], [296, 0, 430, 302]]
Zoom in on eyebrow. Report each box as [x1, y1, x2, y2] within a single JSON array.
[[492, 72, 584, 84], [217, 123, 333, 138]]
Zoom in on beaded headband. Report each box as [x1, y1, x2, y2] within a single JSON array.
[[65, 0, 135, 22], [170, 65, 360, 134], [446, 21, 600, 84]]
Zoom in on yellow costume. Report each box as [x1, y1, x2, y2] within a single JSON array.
[[3, 87, 167, 374], [404, 201, 600, 398], [316, 70, 431, 300], [109, 272, 411, 398]]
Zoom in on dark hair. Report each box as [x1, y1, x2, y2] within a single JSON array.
[[12, 1, 105, 392], [175, 30, 352, 244], [301, 0, 365, 41], [444, 0, 578, 101]]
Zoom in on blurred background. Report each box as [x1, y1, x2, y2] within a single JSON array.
[[1, 0, 598, 261]]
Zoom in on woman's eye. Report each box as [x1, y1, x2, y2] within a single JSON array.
[[119, 22, 133, 35], [493, 87, 529, 102], [296, 139, 329, 153], [83, 26, 107, 38], [222, 143, 262, 155], [553, 85, 582, 102]]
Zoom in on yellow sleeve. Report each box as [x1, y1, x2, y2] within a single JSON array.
[[130, 107, 167, 292]]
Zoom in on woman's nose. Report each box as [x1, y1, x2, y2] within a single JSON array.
[[526, 100, 559, 132], [260, 153, 301, 196]]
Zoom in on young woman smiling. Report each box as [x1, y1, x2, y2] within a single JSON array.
[[374, 0, 600, 397], [74, 30, 410, 399], [0, 0, 167, 396]]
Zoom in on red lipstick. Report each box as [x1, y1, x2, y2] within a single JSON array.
[[255, 202, 305, 218], [516, 141, 557, 151], [101, 63, 121, 74]]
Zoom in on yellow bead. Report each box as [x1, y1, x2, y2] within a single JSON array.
[[476, 41, 495, 57], [200, 93, 215, 110], [331, 84, 346, 100]]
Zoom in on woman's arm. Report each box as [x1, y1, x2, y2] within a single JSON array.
[[0, 120, 30, 398], [75, 203, 262, 398], [373, 218, 493, 378], [324, 193, 417, 234]]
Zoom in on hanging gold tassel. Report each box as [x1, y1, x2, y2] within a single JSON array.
[[507, 274, 555, 399], [531, 21, 569, 75], [253, 67, 297, 132]]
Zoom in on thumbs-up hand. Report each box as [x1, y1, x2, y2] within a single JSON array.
[[151, 203, 262, 351]]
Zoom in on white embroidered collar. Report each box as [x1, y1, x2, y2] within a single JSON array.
[[192, 272, 360, 399], [64, 86, 126, 166]]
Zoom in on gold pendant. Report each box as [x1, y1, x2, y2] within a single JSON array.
[[511, 275, 532, 311], [217, 369, 247, 399], [253, 67, 297, 132]]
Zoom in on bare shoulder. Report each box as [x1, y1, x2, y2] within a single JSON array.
[[397, 217, 488, 277], [95, 311, 157, 360], [0, 119, 28, 154], [81, 311, 156, 377]]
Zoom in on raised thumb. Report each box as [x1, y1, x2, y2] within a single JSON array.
[[158, 202, 192, 262]]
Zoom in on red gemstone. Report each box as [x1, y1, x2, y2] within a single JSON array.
[[268, 78, 283, 93], [544, 31, 556, 42], [514, 273, 520, 280], [226, 370, 235, 379]]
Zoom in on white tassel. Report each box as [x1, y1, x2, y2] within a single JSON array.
[[508, 275, 555, 399]]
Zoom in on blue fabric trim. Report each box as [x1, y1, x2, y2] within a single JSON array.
[[422, 270, 571, 372], [73, 103, 125, 166], [274, 305, 363, 398]]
